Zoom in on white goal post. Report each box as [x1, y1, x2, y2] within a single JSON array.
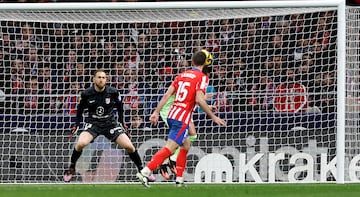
[[0, 0, 352, 184]]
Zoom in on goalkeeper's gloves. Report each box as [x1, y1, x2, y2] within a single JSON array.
[[119, 123, 130, 137], [71, 123, 80, 135]]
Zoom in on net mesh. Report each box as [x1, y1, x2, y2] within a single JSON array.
[[345, 7, 360, 182], [0, 6, 342, 183]]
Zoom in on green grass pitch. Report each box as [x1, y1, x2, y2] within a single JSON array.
[[0, 183, 360, 197]]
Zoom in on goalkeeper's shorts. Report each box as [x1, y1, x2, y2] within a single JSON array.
[[85, 121, 126, 142]]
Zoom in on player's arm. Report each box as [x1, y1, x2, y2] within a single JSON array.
[[155, 86, 175, 114], [114, 91, 125, 127], [75, 92, 86, 126], [71, 92, 86, 136], [150, 86, 176, 125], [196, 91, 215, 118], [196, 90, 226, 126]]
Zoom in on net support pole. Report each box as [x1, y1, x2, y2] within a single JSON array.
[[336, 0, 346, 184]]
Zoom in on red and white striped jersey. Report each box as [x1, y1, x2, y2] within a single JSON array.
[[167, 68, 208, 124]]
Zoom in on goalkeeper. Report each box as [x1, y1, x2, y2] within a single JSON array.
[[158, 66, 216, 180], [63, 69, 150, 182]]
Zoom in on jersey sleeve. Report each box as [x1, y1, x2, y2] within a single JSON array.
[[171, 75, 180, 90], [114, 90, 125, 125], [76, 91, 87, 125], [196, 75, 209, 94]]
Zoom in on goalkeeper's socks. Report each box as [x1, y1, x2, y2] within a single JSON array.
[[128, 149, 143, 171], [70, 148, 82, 168], [175, 148, 188, 177], [147, 147, 172, 171]]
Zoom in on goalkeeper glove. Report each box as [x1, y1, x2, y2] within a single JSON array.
[[70, 123, 80, 139], [71, 125, 79, 135], [119, 123, 130, 137]]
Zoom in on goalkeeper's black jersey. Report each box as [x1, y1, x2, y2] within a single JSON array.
[[76, 85, 124, 127]]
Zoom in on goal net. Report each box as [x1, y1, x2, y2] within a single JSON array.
[[0, 1, 351, 183]]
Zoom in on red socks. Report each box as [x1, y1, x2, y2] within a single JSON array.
[[146, 146, 189, 177], [147, 147, 172, 171], [176, 148, 188, 177]]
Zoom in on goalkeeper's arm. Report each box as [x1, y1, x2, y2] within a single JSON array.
[[72, 92, 86, 135], [114, 92, 126, 127]]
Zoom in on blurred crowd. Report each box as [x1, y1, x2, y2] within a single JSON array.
[[0, 7, 337, 117]]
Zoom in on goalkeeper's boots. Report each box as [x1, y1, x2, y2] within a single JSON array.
[[148, 174, 156, 182], [63, 167, 75, 182], [136, 172, 150, 188], [159, 164, 170, 180]]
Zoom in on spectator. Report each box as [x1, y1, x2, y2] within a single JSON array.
[[40, 41, 52, 62], [123, 69, 141, 110], [128, 110, 145, 131], [137, 32, 151, 57], [219, 19, 235, 45], [123, 43, 140, 70], [248, 71, 275, 111], [296, 58, 315, 89], [9, 59, 26, 95], [212, 66, 227, 92], [24, 46, 40, 76], [205, 32, 220, 53], [224, 76, 242, 112], [2, 33, 16, 56], [23, 76, 50, 114], [293, 39, 311, 61], [176, 60, 189, 74], [88, 48, 101, 70], [170, 36, 186, 66], [57, 49, 77, 92], [111, 61, 127, 90], [311, 16, 330, 50], [312, 72, 336, 113], [102, 41, 117, 69], [83, 30, 97, 49], [71, 63, 91, 89], [274, 69, 308, 113], [114, 29, 131, 52], [271, 54, 285, 83], [20, 23, 37, 45], [70, 33, 83, 52], [240, 37, 260, 64], [63, 81, 80, 115], [38, 64, 56, 94]]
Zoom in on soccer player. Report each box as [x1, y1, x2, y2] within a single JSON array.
[[159, 66, 216, 180], [136, 50, 226, 187], [63, 69, 146, 182]]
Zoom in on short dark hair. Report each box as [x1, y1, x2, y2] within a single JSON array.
[[94, 69, 106, 77], [192, 50, 206, 66]]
